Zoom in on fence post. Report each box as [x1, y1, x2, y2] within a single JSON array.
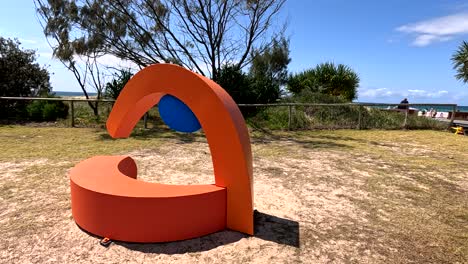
[[403, 107, 409, 129], [70, 101, 75, 127], [288, 105, 292, 130], [449, 105, 457, 128], [357, 105, 362, 130], [144, 112, 149, 129]]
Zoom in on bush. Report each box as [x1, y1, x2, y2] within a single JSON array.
[[104, 69, 133, 100], [245, 90, 448, 131], [27, 101, 44, 121], [27, 100, 69, 121], [216, 65, 277, 118], [287, 62, 359, 101], [246, 105, 310, 130]]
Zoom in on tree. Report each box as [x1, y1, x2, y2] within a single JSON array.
[[216, 39, 289, 117], [35, 0, 286, 81], [35, 0, 109, 116], [250, 38, 290, 86], [0, 37, 52, 118], [288, 62, 360, 101], [452, 41, 468, 84], [104, 69, 133, 100], [249, 37, 290, 103], [287, 69, 316, 94], [217, 38, 290, 104], [216, 65, 253, 104]]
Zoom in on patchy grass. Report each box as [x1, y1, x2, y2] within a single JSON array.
[[0, 125, 203, 162], [0, 126, 467, 263]]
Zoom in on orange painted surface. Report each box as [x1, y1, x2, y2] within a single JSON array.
[[71, 156, 226, 242], [70, 64, 254, 242]]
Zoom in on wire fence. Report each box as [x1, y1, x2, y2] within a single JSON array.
[[0, 97, 462, 131], [239, 103, 460, 131]]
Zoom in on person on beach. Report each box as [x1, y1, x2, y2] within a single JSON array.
[[398, 98, 409, 110]]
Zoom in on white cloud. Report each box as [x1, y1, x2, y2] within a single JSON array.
[[360, 87, 395, 98], [18, 38, 38, 45], [452, 91, 468, 102], [74, 54, 139, 71], [96, 54, 138, 70], [360, 87, 451, 100], [412, 34, 453, 47], [407, 89, 448, 98], [396, 12, 468, 46]]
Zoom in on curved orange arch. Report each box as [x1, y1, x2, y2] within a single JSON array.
[[70, 64, 253, 242]]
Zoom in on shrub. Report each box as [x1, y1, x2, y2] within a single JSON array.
[[27, 100, 69, 121], [246, 90, 448, 131], [246, 105, 310, 130], [104, 69, 133, 100], [287, 62, 359, 101]]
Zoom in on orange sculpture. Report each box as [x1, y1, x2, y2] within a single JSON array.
[[70, 64, 254, 242]]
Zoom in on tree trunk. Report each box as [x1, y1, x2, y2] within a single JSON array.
[[87, 101, 99, 117]]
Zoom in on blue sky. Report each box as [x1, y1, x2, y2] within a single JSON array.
[[1, 0, 468, 105]]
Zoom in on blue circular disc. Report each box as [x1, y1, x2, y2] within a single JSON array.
[[158, 94, 201, 133]]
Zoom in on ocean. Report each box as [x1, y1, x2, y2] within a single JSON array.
[[54, 91, 98, 97], [457, 106, 468, 112]]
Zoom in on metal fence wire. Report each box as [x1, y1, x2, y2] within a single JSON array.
[[0, 97, 459, 130], [238, 103, 457, 130]]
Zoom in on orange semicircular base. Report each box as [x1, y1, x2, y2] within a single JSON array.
[[70, 64, 254, 243]]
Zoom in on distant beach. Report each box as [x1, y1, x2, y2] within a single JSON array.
[[54, 91, 98, 97]]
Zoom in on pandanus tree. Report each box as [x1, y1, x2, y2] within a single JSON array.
[[452, 41, 468, 85], [288, 62, 360, 101]]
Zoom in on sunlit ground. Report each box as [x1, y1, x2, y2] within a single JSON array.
[[0, 126, 467, 263]]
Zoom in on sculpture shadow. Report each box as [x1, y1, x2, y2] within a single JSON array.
[[113, 211, 299, 254], [98, 126, 206, 144], [251, 131, 353, 150]]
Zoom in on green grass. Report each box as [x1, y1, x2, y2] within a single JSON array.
[[0, 124, 203, 162]]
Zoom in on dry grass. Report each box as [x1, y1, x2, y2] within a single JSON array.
[[0, 126, 467, 263]]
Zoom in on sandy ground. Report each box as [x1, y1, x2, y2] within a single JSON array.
[[1, 131, 467, 263]]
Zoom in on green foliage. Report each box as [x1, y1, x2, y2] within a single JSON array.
[[216, 65, 253, 104], [287, 70, 316, 94], [250, 38, 291, 87], [361, 108, 446, 130], [248, 38, 291, 103], [43, 102, 68, 121], [27, 101, 45, 121], [287, 89, 348, 104], [451, 41, 468, 84], [68, 101, 108, 126], [217, 37, 290, 116], [246, 106, 309, 130], [285, 90, 360, 128], [0, 37, 52, 118], [104, 69, 133, 100], [217, 65, 260, 117], [247, 99, 446, 131], [27, 99, 69, 121], [288, 62, 359, 101]]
